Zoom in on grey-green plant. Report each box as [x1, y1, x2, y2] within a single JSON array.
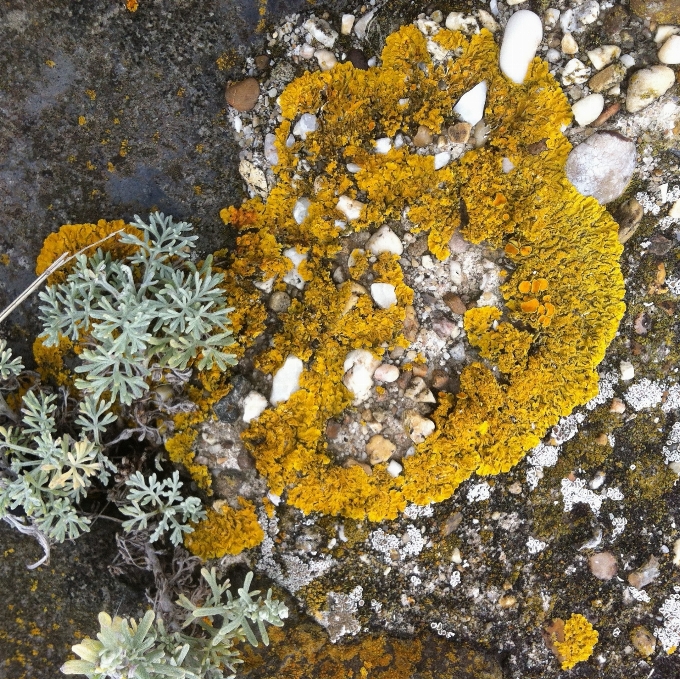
[[38, 211, 237, 408], [0, 338, 23, 380], [120, 470, 206, 546], [61, 569, 289, 679], [0, 389, 115, 542]]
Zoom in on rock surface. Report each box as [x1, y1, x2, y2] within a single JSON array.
[[625, 65, 675, 112]]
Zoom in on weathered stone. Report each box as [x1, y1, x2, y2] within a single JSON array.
[[443, 292, 467, 315], [631, 0, 680, 23], [374, 363, 400, 383], [602, 4, 629, 33], [403, 409, 436, 443], [626, 65, 675, 112], [366, 434, 397, 465], [630, 626, 656, 657], [616, 198, 644, 243], [225, 77, 260, 111], [413, 125, 433, 147], [589, 551, 618, 580], [254, 55, 270, 70], [588, 63, 626, 93], [269, 290, 291, 312], [403, 304, 419, 341], [591, 102, 621, 127], [448, 122, 472, 144], [431, 369, 450, 390], [628, 555, 661, 588]]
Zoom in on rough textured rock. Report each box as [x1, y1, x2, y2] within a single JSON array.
[[626, 65, 676, 112], [565, 131, 636, 204], [631, 0, 680, 22]]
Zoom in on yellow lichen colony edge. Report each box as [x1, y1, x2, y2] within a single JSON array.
[[219, 25, 625, 520]]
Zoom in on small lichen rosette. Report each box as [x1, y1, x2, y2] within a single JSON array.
[[222, 25, 625, 521]]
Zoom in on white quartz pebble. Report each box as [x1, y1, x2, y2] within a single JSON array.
[[619, 53, 635, 68], [502, 157, 515, 173], [282, 247, 307, 289], [670, 199, 680, 218], [499, 10, 543, 84], [264, 133, 278, 166], [314, 49, 337, 71], [374, 137, 392, 154], [562, 58, 590, 85], [354, 10, 374, 39], [374, 364, 400, 383], [571, 93, 604, 126], [434, 151, 451, 170], [386, 460, 403, 477], [343, 349, 381, 404], [242, 391, 268, 423], [346, 162, 362, 173], [620, 360, 634, 381], [445, 11, 479, 34], [366, 225, 404, 256], [626, 65, 675, 112], [453, 81, 487, 125], [293, 113, 317, 139], [336, 195, 365, 221], [656, 25, 680, 44], [270, 356, 304, 405], [293, 197, 310, 224], [303, 18, 338, 48], [659, 35, 680, 64], [371, 283, 397, 309], [544, 8, 560, 30], [587, 45, 620, 70], [341, 14, 355, 35]]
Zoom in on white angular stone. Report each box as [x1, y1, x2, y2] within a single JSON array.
[[566, 131, 636, 204], [562, 58, 590, 85], [371, 283, 397, 309], [620, 53, 635, 68], [300, 44, 315, 59], [445, 12, 479, 34], [626, 65, 675, 112], [239, 159, 267, 196], [293, 197, 311, 224], [546, 48, 561, 63], [346, 162, 362, 173], [374, 364, 400, 383], [434, 151, 451, 169], [572, 93, 604, 126], [282, 247, 307, 289], [366, 225, 403, 256], [341, 14, 355, 35], [453, 81, 487, 125], [507, 0, 526, 6], [499, 10, 543, 84], [343, 349, 381, 404], [576, 0, 599, 25], [476, 9, 499, 33], [502, 157, 515, 173], [264, 133, 278, 166], [314, 49, 337, 71], [354, 10, 374, 39], [375, 137, 392, 154], [303, 17, 338, 48], [587, 45, 620, 70], [336, 195, 365, 221], [403, 410, 436, 443], [561, 33, 578, 55], [386, 460, 403, 477], [659, 35, 680, 64], [656, 25, 680, 44], [293, 113, 318, 139], [620, 360, 635, 381], [544, 8, 560, 30], [242, 391, 268, 423], [670, 199, 680, 218], [270, 356, 304, 405]]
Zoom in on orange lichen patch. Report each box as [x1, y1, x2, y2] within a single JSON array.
[[165, 430, 212, 493], [205, 24, 625, 520], [551, 614, 598, 670], [125, 0, 138, 11], [184, 499, 263, 559], [32, 335, 73, 387], [35, 220, 142, 284]]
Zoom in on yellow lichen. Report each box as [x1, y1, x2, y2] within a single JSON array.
[[184, 498, 263, 559], [553, 614, 598, 670], [208, 24, 625, 521], [165, 430, 212, 493]]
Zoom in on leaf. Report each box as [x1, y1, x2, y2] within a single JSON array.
[[60, 659, 96, 675]]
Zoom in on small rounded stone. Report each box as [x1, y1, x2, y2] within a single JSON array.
[[366, 434, 397, 465], [225, 77, 260, 111], [589, 551, 618, 580]]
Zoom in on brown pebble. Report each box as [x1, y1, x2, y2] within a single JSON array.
[[542, 618, 565, 657], [591, 102, 620, 127], [326, 420, 342, 440], [396, 369, 412, 390], [630, 625, 656, 658], [411, 363, 428, 378], [588, 63, 626, 93], [602, 4, 629, 34], [610, 397, 626, 413], [344, 457, 372, 475], [413, 125, 433, 147], [441, 511, 463, 536], [443, 292, 467, 315], [431, 369, 449, 390], [498, 594, 517, 608], [407, 236, 429, 258], [254, 55, 270, 70], [595, 433, 609, 445], [648, 234, 673, 256], [526, 139, 548, 155], [616, 197, 643, 244], [628, 555, 660, 589], [448, 122, 472, 144], [589, 551, 618, 580], [634, 311, 651, 335], [402, 305, 419, 342], [346, 47, 369, 70], [366, 434, 396, 465], [225, 77, 260, 111]]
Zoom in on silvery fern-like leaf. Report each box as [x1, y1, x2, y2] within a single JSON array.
[[0, 339, 23, 380]]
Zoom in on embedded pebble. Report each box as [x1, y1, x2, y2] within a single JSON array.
[[403, 410, 436, 443], [627, 556, 660, 589], [413, 125, 433, 147], [631, 626, 656, 658], [673, 537, 680, 566], [445, 12, 479, 34], [264, 133, 278, 166], [225, 77, 260, 111], [336, 195, 365, 220], [404, 377, 436, 403], [242, 391, 268, 423], [282, 248, 307, 289], [386, 460, 403, 477], [588, 63, 626, 92], [670, 199, 680, 218], [448, 122, 472, 144], [375, 137, 392, 154], [561, 33, 578, 55], [502, 157, 515, 173], [616, 198, 644, 244], [571, 93, 604, 126], [589, 552, 618, 580], [499, 10, 543, 84], [293, 113, 318, 138], [270, 355, 304, 405], [562, 58, 590, 85], [565, 131, 636, 204], [293, 197, 311, 224], [343, 349, 380, 404], [366, 435, 396, 465], [659, 35, 680, 64], [374, 364, 400, 383], [269, 291, 291, 313], [341, 14, 355, 35], [656, 25, 680, 44], [576, 0, 599, 25], [367, 225, 403, 256], [303, 17, 338, 48], [587, 45, 620, 70], [620, 360, 635, 381], [626, 65, 675, 113], [591, 102, 620, 126], [476, 9, 499, 33], [434, 151, 451, 169], [619, 53, 635, 68], [544, 8, 560, 30], [314, 49, 337, 71], [453, 81, 487, 125], [354, 10, 375, 40], [347, 47, 369, 70], [371, 283, 398, 309]]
